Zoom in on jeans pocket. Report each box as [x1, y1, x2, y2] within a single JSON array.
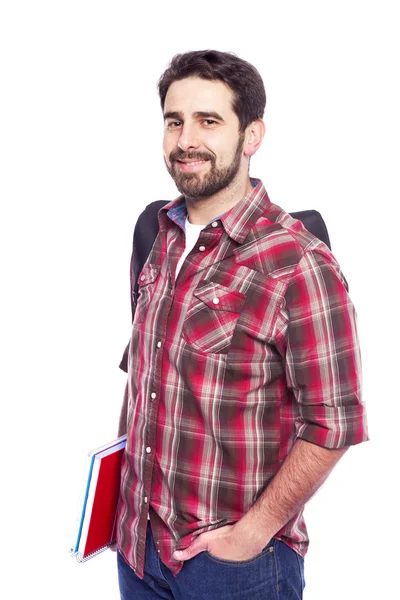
[[205, 538, 275, 566]]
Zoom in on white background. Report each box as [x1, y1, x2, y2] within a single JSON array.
[[1, 1, 399, 598]]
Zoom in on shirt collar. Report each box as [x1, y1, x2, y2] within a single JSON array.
[[158, 178, 272, 244]]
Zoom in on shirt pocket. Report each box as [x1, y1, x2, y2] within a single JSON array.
[[134, 263, 160, 323], [182, 282, 247, 353]]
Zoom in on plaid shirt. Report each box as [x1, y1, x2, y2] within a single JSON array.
[[116, 179, 367, 578]]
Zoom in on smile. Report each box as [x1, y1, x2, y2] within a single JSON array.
[[176, 160, 209, 172]]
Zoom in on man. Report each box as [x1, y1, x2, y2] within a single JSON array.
[[115, 50, 368, 599]]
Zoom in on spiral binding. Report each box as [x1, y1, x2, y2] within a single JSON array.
[[75, 541, 116, 562]]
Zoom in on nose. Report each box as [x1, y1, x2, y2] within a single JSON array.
[[177, 123, 200, 152]]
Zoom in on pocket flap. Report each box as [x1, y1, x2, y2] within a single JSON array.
[[138, 263, 160, 286], [193, 282, 246, 313]]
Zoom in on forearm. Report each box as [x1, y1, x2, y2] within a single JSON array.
[[235, 439, 348, 544]]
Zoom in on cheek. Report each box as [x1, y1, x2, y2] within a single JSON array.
[[163, 132, 182, 159], [206, 132, 236, 161], [163, 138, 173, 163]]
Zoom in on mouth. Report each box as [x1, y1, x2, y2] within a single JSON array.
[[175, 159, 209, 172]]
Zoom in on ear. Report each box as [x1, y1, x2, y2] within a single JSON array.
[[243, 119, 266, 157]]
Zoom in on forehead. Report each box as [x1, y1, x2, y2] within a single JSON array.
[[164, 77, 237, 119]]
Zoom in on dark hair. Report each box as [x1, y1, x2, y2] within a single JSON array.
[[158, 50, 266, 132]]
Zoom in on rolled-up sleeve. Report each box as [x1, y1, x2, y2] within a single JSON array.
[[278, 249, 368, 448]]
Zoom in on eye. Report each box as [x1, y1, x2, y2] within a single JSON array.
[[203, 119, 217, 126], [166, 121, 182, 130]]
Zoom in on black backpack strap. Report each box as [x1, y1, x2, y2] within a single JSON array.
[[119, 203, 332, 372], [119, 201, 168, 372], [290, 210, 331, 250], [131, 201, 169, 319]]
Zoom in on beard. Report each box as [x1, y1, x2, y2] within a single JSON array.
[[165, 132, 245, 201]]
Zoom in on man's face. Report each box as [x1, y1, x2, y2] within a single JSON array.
[[163, 77, 246, 200]]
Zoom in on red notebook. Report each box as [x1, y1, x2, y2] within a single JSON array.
[[70, 434, 127, 562]]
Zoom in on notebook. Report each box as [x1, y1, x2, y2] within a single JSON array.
[[70, 434, 127, 562]]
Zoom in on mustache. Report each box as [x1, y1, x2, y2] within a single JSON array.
[[169, 150, 215, 163]]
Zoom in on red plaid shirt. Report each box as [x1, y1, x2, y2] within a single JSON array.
[[116, 179, 367, 578]]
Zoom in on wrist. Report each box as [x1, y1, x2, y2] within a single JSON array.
[[232, 514, 274, 551]]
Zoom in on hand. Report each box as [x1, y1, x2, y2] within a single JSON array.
[[172, 524, 268, 562]]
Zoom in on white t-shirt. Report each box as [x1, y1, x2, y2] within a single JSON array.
[[175, 216, 205, 279]]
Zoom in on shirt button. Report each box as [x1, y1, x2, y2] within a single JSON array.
[[151, 392, 156, 399], [140, 275, 146, 281], [146, 446, 152, 454], [212, 298, 220, 304], [157, 341, 162, 348], [212, 221, 218, 228], [144, 496, 148, 503], [199, 245, 205, 252]]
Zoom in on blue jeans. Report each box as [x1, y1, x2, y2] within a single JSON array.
[[117, 522, 305, 599]]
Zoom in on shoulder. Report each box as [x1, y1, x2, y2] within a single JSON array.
[[235, 203, 340, 282]]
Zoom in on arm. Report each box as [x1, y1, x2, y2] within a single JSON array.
[[173, 439, 347, 561], [173, 249, 366, 562], [240, 439, 347, 541]]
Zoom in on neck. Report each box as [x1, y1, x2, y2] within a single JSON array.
[[185, 175, 253, 225]]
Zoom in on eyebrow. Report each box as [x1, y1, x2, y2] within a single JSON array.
[[163, 110, 225, 122]]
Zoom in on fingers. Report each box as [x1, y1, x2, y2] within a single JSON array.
[[172, 535, 207, 561], [172, 525, 234, 562]]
